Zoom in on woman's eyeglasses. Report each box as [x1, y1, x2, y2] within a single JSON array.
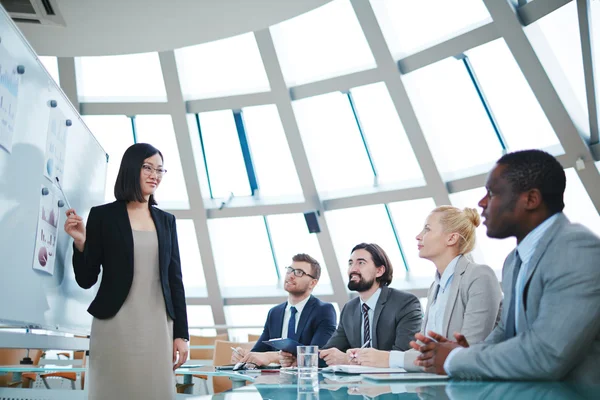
[[142, 164, 167, 177]]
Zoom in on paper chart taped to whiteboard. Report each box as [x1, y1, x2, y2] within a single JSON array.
[[32, 185, 59, 275], [0, 44, 21, 154], [43, 106, 68, 184]]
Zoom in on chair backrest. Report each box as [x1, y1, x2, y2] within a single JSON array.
[[247, 334, 261, 342], [189, 333, 227, 361], [212, 340, 255, 393], [0, 348, 43, 387]]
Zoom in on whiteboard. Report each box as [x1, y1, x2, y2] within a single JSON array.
[[0, 5, 107, 334]]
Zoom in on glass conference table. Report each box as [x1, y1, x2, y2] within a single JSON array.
[[2, 365, 600, 399], [0, 364, 255, 390]]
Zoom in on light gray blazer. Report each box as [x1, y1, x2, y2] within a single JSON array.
[[449, 213, 600, 382], [403, 255, 502, 370]]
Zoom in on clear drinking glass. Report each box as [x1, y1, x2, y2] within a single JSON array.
[[297, 376, 319, 400], [297, 345, 319, 379]]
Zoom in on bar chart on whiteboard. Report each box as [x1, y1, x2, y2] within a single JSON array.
[[32, 185, 59, 276]]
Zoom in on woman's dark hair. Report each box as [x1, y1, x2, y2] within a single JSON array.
[[351, 243, 393, 286], [114, 143, 163, 206]]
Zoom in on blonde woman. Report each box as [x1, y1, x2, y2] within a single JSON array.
[[347, 206, 502, 370]]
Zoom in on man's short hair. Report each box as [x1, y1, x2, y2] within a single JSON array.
[[497, 149, 566, 214], [292, 253, 321, 280], [351, 243, 393, 286]]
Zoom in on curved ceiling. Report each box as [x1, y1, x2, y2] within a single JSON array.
[[17, 0, 332, 57]]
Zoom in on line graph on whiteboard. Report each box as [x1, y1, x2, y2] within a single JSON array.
[[0, 44, 21, 154]]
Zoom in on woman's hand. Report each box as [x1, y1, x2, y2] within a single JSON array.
[[64, 209, 85, 251], [173, 338, 189, 370]]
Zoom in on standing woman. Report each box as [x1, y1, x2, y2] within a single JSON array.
[[348, 206, 502, 370], [64, 143, 189, 399]]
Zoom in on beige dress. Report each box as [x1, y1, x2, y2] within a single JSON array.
[[88, 230, 175, 400]]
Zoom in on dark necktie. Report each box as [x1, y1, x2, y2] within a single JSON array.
[[362, 303, 371, 347], [431, 282, 441, 305], [505, 252, 522, 339], [287, 306, 298, 340]]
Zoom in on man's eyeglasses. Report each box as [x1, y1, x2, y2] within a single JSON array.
[[285, 266, 316, 279], [142, 164, 167, 178]]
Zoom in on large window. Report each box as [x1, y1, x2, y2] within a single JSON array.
[[175, 33, 270, 100], [270, 0, 376, 86], [293, 92, 374, 197], [525, 1, 588, 137], [350, 83, 424, 186], [208, 216, 278, 295], [242, 105, 303, 198], [135, 115, 189, 209], [187, 306, 216, 336], [185, 114, 212, 198], [82, 115, 134, 202], [403, 56, 504, 180], [196, 110, 251, 199], [225, 305, 276, 342], [326, 205, 407, 286], [370, 0, 491, 59], [593, 1, 600, 87], [75, 52, 167, 102], [563, 168, 600, 237], [466, 39, 561, 153], [177, 219, 207, 298], [387, 198, 437, 283]]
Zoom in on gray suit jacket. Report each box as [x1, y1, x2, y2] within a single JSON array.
[[404, 255, 502, 370], [323, 286, 422, 352], [449, 213, 600, 382]]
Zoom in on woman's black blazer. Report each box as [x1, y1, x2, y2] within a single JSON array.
[[72, 200, 189, 340]]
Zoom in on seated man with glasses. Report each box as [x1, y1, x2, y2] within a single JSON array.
[[231, 254, 337, 367]]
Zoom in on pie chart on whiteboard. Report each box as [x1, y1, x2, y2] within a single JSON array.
[[38, 247, 48, 267], [46, 158, 54, 176]]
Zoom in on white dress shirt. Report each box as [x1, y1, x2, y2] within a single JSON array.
[[360, 288, 382, 346], [281, 295, 311, 339], [389, 256, 460, 368], [444, 213, 562, 375]]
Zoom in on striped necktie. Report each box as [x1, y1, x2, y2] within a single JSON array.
[[362, 303, 371, 347]]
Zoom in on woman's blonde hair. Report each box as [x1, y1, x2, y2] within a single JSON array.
[[431, 206, 481, 254]]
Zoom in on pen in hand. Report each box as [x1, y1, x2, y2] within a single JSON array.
[[231, 346, 244, 358], [350, 339, 372, 359]]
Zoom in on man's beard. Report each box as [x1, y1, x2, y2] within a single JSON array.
[[347, 274, 375, 292], [285, 282, 308, 296]]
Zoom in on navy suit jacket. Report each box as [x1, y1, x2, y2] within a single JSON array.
[[251, 295, 336, 354]]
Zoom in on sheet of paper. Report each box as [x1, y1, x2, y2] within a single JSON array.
[[0, 44, 21, 154], [32, 185, 59, 275], [43, 107, 68, 184], [321, 365, 407, 374]]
